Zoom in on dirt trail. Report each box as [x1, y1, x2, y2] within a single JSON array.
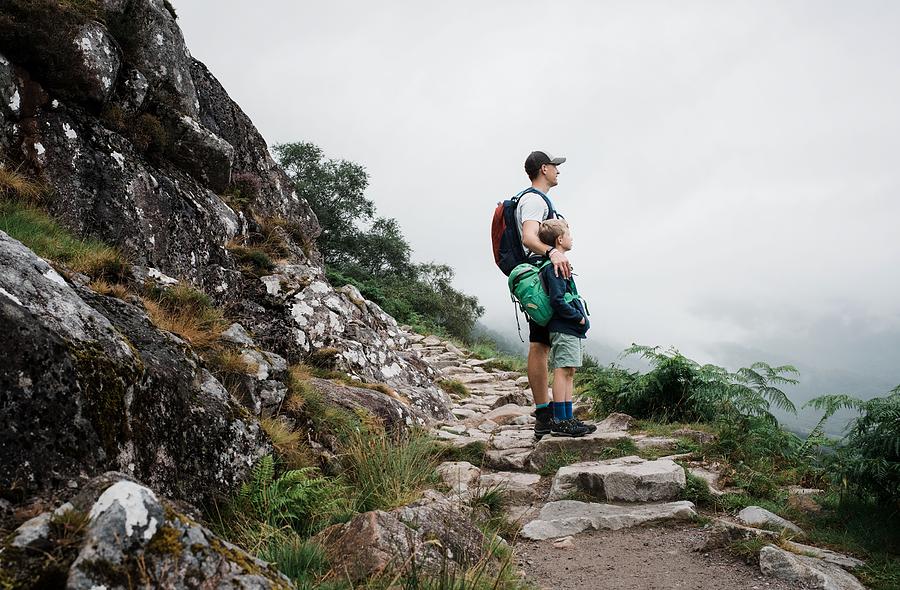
[[516, 524, 802, 590]]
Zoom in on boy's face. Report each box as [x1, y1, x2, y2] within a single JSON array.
[[557, 230, 573, 251]]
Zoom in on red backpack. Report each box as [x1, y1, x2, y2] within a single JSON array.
[[491, 188, 557, 275]]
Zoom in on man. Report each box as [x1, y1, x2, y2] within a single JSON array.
[[518, 151, 589, 439]]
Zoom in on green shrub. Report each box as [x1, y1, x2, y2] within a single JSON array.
[[680, 470, 715, 508], [807, 388, 900, 505]]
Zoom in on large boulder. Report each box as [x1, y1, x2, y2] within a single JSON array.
[[0, 231, 268, 504], [315, 491, 485, 582], [0, 473, 292, 589], [547, 456, 686, 502]]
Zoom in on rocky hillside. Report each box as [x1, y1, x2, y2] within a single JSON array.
[[0, 0, 454, 582]]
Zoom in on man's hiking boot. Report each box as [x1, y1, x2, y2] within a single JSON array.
[[534, 406, 552, 440], [550, 418, 590, 438], [575, 420, 597, 434]]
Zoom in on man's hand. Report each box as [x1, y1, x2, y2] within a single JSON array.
[[549, 249, 572, 279]]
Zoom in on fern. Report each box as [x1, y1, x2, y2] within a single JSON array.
[[237, 455, 347, 535]]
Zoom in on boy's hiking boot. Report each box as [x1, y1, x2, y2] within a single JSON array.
[[550, 418, 590, 438], [534, 406, 552, 440], [575, 420, 597, 434]]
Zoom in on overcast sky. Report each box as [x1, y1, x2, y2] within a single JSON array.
[[177, 1, 900, 431]]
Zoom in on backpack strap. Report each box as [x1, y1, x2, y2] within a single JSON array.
[[514, 187, 557, 219]]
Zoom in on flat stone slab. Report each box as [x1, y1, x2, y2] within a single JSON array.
[[520, 500, 697, 540], [484, 448, 531, 471], [759, 545, 866, 590], [479, 472, 541, 504], [528, 430, 631, 470], [737, 506, 804, 535], [548, 456, 686, 502], [490, 429, 537, 450]]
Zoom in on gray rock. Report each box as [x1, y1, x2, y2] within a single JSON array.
[[312, 378, 431, 431], [759, 545, 866, 590], [547, 456, 686, 502], [71, 21, 121, 103], [595, 412, 635, 432], [221, 322, 255, 346], [316, 492, 485, 582], [484, 449, 532, 471], [520, 500, 697, 540], [11, 512, 52, 549], [478, 472, 541, 504], [475, 404, 533, 426], [490, 429, 537, 451], [436, 461, 481, 494], [60, 475, 291, 589], [423, 335, 442, 346], [737, 506, 804, 535], [696, 518, 779, 551], [782, 541, 865, 570]]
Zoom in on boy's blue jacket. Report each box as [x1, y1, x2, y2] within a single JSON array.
[[540, 264, 589, 338]]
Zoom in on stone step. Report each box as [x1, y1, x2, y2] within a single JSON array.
[[520, 500, 697, 540], [528, 430, 632, 470], [547, 456, 686, 502], [478, 472, 542, 504]]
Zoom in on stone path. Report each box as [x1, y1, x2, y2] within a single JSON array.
[[406, 332, 869, 590]]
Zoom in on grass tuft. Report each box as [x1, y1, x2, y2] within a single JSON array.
[[341, 428, 440, 512], [537, 450, 580, 477], [142, 284, 225, 349], [0, 200, 127, 279], [0, 166, 44, 202]]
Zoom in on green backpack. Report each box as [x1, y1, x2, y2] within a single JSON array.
[[508, 261, 584, 327]]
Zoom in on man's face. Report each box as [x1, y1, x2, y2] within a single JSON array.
[[542, 163, 559, 187]]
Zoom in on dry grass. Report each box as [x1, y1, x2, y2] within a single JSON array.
[[142, 295, 225, 349], [89, 278, 130, 300], [0, 165, 44, 203], [260, 416, 315, 469]]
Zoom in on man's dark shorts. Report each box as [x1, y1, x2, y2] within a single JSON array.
[[528, 318, 551, 346]]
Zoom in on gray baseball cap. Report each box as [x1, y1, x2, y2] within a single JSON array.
[[525, 151, 566, 177]]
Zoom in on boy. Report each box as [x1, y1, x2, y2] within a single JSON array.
[[537, 219, 594, 437]]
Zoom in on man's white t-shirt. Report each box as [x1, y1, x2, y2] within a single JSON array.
[[515, 192, 551, 257]]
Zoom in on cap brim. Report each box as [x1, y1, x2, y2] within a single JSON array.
[[550, 156, 566, 165]]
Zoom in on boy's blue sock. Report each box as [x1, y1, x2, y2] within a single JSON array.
[[535, 402, 550, 409], [564, 401, 574, 420], [553, 401, 568, 421]]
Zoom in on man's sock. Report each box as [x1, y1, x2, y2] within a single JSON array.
[[553, 402, 568, 421], [536, 402, 550, 410], [564, 401, 574, 420]]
